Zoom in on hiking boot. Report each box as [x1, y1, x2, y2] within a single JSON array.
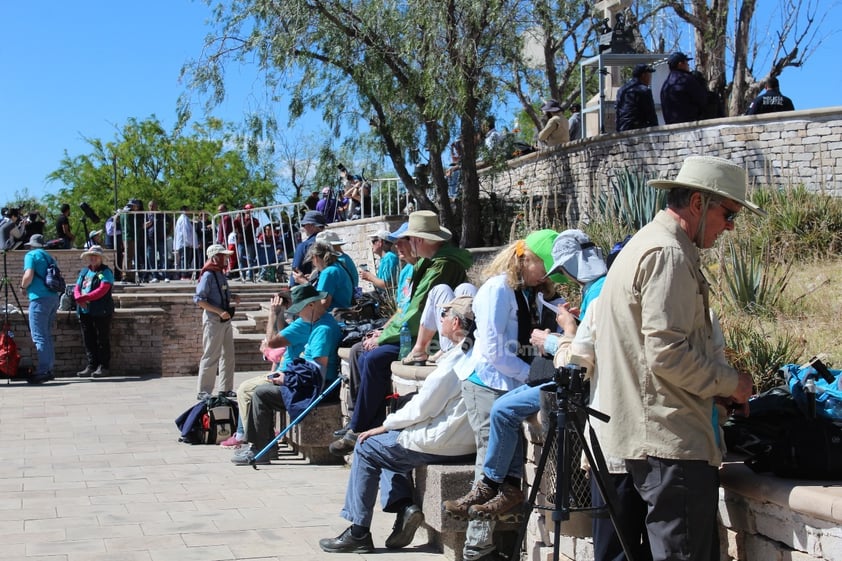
[[328, 431, 358, 457], [442, 480, 496, 520], [92, 366, 109, 378], [76, 366, 95, 377], [319, 526, 374, 553], [385, 504, 424, 549], [468, 482, 525, 522]]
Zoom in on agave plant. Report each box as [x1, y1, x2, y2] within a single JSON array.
[[597, 167, 665, 232], [718, 238, 791, 314]]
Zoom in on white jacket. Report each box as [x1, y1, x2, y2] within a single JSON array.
[[383, 344, 477, 456]]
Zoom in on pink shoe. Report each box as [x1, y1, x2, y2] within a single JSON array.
[[220, 434, 245, 448]]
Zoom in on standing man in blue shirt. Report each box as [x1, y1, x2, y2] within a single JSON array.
[[19, 234, 61, 384], [360, 229, 400, 292]]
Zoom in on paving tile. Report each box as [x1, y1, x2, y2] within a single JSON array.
[[1, 372, 447, 561]]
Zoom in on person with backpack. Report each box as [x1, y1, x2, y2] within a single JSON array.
[[73, 246, 115, 378], [19, 234, 61, 384]]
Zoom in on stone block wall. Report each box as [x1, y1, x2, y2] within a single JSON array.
[[480, 107, 842, 225]]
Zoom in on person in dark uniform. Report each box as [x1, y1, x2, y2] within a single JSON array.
[[615, 64, 659, 132], [660, 52, 709, 125], [745, 76, 795, 115]]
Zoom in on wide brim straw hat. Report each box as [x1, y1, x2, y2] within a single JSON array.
[[648, 155, 766, 216], [80, 245, 107, 260], [398, 211, 452, 242], [316, 230, 347, 246]]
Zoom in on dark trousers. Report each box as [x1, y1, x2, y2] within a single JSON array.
[[591, 472, 652, 561], [349, 342, 400, 432], [248, 383, 285, 458], [79, 314, 111, 369], [627, 457, 720, 561], [346, 341, 366, 414]]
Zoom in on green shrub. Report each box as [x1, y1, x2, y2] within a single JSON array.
[[720, 316, 803, 393], [716, 239, 792, 315], [596, 167, 665, 232]]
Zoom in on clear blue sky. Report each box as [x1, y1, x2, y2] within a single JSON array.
[[2, 1, 840, 203]]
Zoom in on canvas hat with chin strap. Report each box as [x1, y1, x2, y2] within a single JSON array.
[[206, 244, 233, 259], [545, 229, 607, 284], [648, 156, 766, 216], [398, 211, 452, 242], [286, 284, 329, 315]]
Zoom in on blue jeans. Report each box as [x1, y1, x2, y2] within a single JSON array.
[[349, 343, 400, 432], [341, 430, 455, 527], [29, 295, 60, 375], [483, 383, 549, 482], [237, 242, 257, 279]]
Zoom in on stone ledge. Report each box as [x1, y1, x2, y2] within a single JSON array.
[[720, 462, 842, 524]]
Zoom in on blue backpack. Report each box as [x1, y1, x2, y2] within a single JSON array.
[[781, 359, 842, 422]]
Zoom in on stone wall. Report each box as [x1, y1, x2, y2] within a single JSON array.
[[481, 107, 842, 225]]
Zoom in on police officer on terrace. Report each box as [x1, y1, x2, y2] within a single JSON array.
[[745, 76, 795, 116], [616, 64, 659, 132]]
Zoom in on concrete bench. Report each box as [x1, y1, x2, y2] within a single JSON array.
[[414, 463, 523, 561], [281, 397, 344, 465], [391, 360, 437, 395]]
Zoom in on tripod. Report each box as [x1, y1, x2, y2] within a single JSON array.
[[1, 249, 28, 383], [510, 364, 638, 561]]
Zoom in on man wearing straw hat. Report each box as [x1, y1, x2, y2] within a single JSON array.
[[594, 156, 760, 561]]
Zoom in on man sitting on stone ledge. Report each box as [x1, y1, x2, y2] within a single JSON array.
[[231, 284, 341, 465], [319, 295, 477, 553]]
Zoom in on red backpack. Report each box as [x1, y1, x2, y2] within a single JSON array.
[[0, 322, 20, 378]]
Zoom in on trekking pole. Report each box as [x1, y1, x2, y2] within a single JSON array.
[[251, 376, 342, 469]]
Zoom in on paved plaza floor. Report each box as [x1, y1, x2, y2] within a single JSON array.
[[1, 371, 444, 561]]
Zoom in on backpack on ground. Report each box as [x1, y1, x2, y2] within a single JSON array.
[[175, 395, 239, 445], [0, 322, 20, 378]]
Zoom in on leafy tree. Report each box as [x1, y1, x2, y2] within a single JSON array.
[[183, 0, 535, 246], [46, 116, 276, 243]]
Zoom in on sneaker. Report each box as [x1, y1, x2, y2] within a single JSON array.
[[27, 373, 52, 385], [231, 449, 271, 466], [196, 391, 212, 401], [328, 431, 358, 457], [149, 278, 159, 284], [92, 366, 109, 378], [442, 480, 497, 520], [319, 526, 374, 554], [385, 504, 424, 549], [220, 390, 237, 398], [76, 366, 95, 377], [468, 482, 525, 522], [220, 434, 245, 448]]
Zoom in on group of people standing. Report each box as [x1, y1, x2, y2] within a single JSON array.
[[616, 51, 795, 133]]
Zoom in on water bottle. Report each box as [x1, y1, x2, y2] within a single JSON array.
[[804, 377, 817, 419], [398, 322, 412, 360]]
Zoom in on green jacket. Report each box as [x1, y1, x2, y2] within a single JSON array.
[[378, 242, 473, 345]]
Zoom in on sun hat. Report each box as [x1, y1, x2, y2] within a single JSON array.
[[648, 156, 766, 216], [206, 244, 234, 259], [286, 284, 329, 315], [317, 230, 347, 246], [390, 222, 409, 241], [369, 229, 394, 243], [546, 229, 607, 284], [24, 234, 46, 248], [301, 210, 327, 227], [80, 245, 106, 260], [540, 100, 563, 113], [439, 295, 475, 322], [89, 230, 103, 239], [398, 211, 452, 242], [524, 229, 566, 283]]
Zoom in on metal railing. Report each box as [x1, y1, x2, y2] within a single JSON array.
[[107, 202, 306, 283]]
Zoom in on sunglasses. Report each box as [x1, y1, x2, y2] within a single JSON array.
[[719, 202, 739, 224], [440, 310, 451, 318]]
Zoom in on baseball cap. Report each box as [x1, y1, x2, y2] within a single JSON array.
[[668, 52, 692, 67], [632, 64, 655, 77]]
